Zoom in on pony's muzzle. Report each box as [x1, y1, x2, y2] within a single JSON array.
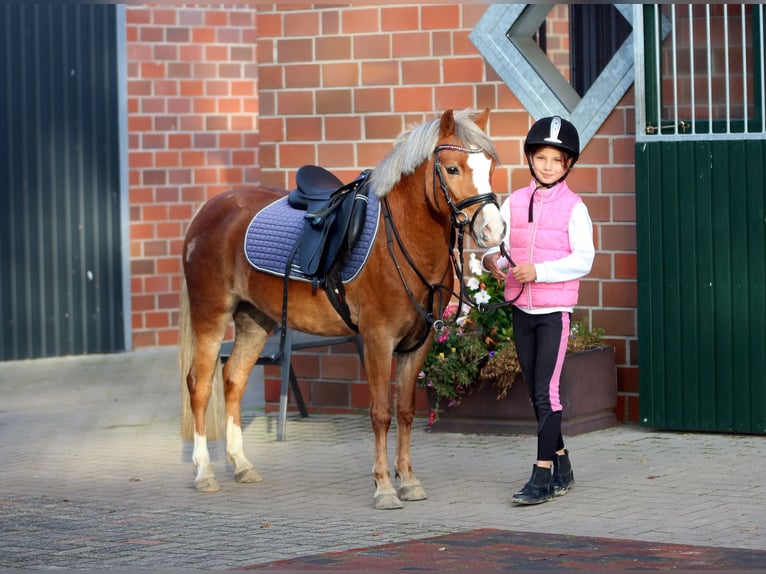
[[473, 204, 506, 248]]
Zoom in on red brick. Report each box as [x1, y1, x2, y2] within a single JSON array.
[[284, 64, 320, 89], [284, 11, 319, 36], [166, 27, 189, 43], [231, 115, 253, 131], [601, 224, 637, 251], [443, 57, 484, 83], [354, 88, 392, 113], [364, 114, 404, 140], [614, 253, 637, 280], [310, 381, 348, 407], [322, 62, 359, 88], [204, 10, 228, 27], [279, 143, 316, 168], [316, 89, 352, 114], [362, 61, 399, 86], [342, 8, 379, 34], [392, 32, 430, 59], [278, 38, 313, 63], [603, 280, 638, 308], [141, 62, 165, 78], [434, 84, 474, 109], [315, 36, 352, 61], [286, 116, 322, 141], [277, 90, 314, 115], [402, 60, 439, 86], [353, 34, 390, 59], [325, 116, 361, 141], [393, 86, 433, 112], [358, 142, 393, 167], [317, 143, 355, 168], [421, 4, 460, 30], [381, 6, 419, 31], [192, 27, 216, 44]]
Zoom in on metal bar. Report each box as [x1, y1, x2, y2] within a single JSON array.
[[633, 5, 647, 136], [741, 4, 748, 132], [724, 7, 731, 132], [689, 4, 696, 135], [761, 5, 766, 134], [671, 5, 679, 135], [706, 5, 713, 134], [654, 5, 662, 131]]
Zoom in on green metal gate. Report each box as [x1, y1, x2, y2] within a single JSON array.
[[0, 5, 127, 360], [635, 5, 766, 433]]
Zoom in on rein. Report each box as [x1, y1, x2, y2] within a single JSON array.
[[381, 144, 500, 353]]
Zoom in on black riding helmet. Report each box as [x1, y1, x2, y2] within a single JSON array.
[[524, 116, 580, 189]]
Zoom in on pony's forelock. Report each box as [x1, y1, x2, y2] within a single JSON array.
[[369, 110, 498, 198]]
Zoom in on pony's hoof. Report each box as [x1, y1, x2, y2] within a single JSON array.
[[194, 477, 221, 493], [398, 483, 428, 501], [235, 467, 263, 483], [374, 493, 404, 510]]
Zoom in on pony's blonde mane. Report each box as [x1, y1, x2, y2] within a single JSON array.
[[369, 109, 499, 198]]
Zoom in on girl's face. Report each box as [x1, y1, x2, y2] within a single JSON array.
[[529, 146, 569, 185]]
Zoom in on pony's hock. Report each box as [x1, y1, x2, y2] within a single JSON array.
[[179, 109, 505, 510]]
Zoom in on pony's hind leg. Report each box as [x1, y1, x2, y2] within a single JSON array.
[[179, 280, 231, 493], [223, 304, 273, 484], [187, 331, 228, 493]]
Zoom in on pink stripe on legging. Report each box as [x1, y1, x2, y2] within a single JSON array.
[[549, 312, 570, 412]]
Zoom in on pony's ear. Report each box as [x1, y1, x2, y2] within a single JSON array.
[[439, 109, 456, 138], [474, 108, 490, 132]]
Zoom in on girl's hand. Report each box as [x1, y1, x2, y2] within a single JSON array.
[[511, 263, 537, 283], [483, 252, 507, 282]]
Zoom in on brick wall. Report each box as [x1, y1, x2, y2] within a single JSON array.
[[126, 5, 258, 347], [127, 4, 640, 423]]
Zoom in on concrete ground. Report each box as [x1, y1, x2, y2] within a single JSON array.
[[1, 346, 764, 569]]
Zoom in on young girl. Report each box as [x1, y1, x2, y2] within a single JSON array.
[[483, 116, 595, 505]]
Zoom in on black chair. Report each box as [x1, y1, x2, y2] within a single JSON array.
[[220, 329, 364, 441]]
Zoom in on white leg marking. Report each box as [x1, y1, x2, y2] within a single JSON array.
[[192, 432, 216, 482], [226, 416, 254, 474]]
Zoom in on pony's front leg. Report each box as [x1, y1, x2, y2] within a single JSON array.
[[367, 351, 403, 510], [393, 352, 428, 502], [370, 400, 403, 510]]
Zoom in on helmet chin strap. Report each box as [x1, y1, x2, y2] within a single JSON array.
[[525, 159, 573, 222]]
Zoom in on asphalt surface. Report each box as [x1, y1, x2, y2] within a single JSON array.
[[1, 346, 764, 569]]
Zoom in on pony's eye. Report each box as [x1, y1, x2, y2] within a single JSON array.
[[445, 165, 460, 175]]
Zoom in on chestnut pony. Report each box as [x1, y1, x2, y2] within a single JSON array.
[[179, 109, 505, 510]]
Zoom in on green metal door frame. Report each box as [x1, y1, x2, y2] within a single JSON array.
[[635, 5, 766, 433]]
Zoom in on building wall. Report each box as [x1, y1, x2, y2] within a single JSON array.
[[126, 4, 640, 423]]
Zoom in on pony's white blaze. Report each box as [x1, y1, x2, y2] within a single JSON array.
[[467, 151, 505, 247]]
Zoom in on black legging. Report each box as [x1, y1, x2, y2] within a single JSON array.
[[512, 307, 570, 461]]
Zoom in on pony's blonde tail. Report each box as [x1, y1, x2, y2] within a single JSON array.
[[179, 279, 226, 442]]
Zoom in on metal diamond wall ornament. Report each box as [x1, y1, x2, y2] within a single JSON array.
[[470, 4, 635, 149]]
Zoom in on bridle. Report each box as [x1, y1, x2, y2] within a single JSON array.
[[381, 143, 501, 352]]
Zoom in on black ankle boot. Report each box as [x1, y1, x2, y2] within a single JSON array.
[[552, 449, 575, 496], [512, 464, 554, 505]]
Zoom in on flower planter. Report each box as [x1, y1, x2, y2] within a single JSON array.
[[429, 346, 617, 436]]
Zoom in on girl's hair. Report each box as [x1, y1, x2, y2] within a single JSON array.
[[526, 144, 573, 167]]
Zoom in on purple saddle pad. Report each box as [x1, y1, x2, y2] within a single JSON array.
[[244, 191, 380, 282]]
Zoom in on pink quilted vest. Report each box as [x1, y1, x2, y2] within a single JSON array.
[[505, 180, 582, 309]]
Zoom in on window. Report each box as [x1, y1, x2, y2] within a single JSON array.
[[470, 4, 635, 148]]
